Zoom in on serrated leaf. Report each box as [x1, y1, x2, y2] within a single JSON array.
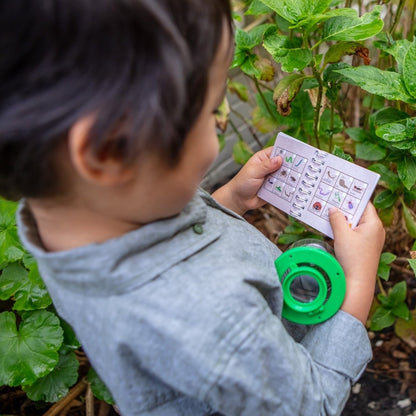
[[0, 262, 52, 310], [397, 156, 416, 190], [373, 190, 397, 209], [332, 145, 353, 162], [370, 306, 396, 331], [374, 39, 412, 74], [259, 0, 332, 24], [324, 41, 362, 65], [335, 66, 414, 103], [371, 107, 409, 127], [263, 31, 312, 72], [0, 310, 63, 386], [403, 42, 416, 98], [322, 6, 383, 42], [88, 368, 115, 405], [246, 0, 274, 15], [23, 352, 79, 402]]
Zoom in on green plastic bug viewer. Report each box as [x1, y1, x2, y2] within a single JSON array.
[[275, 239, 346, 325]]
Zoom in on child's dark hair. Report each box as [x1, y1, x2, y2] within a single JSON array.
[[0, 0, 232, 200]]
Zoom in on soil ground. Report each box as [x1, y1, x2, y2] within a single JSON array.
[[1, 205, 415, 416]]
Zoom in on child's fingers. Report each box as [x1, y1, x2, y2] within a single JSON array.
[[328, 207, 350, 238]]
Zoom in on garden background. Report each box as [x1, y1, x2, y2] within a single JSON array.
[[1, 0, 416, 414]]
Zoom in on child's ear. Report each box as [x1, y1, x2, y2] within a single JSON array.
[[68, 116, 134, 186]]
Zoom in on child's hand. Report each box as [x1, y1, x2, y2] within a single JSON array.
[[329, 203, 385, 324], [212, 147, 282, 216]]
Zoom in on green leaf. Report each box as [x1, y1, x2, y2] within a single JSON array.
[[408, 258, 416, 276], [0, 310, 63, 386], [277, 233, 304, 244], [355, 141, 386, 161], [370, 306, 396, 331], [335, 66, 414, 103], [380, 252, 397, 264], [377, 262, 391, 281], [346, 127, 370, 142], [259, 0, 332, 24], [374, 39, 412, 74], [233, 141, 253, 165], [389, 281, 407, 304], [376, 121, 411, 142], [402, 203, 416, 238], [88, 368, 115, 405], [373, 190, 397, 209], [395, 310, 416, 349], [263, 31, 312, 72], [322, 6, 383, 42], [23, 352, 79, 402], [246, 0, 274, 15], [392, 302, 410, 320], [397, 156, 416, 190], [324, 41, 363, 65], [368, 163, 401, 191], [332, 146, 353, 162], [228, 80, 249, 102], [403, 42, 416, 98], [0, 262, 52, 310], [0, 199, 25, 268], [371, 107, 409, 127]]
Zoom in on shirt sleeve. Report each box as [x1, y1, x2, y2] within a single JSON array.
[[200, 309, 371, 416]]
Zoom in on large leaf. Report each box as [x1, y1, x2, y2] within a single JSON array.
[[374, 39, 412, 75], [324, 41, 363, 65], [335, 66, 415, 103], [0, 262, 52, 310], [0, 198, 25, 267], [263, 31, 312, 72], [23, 352, 79, 402], [369, 163, 401, 191], [370, 306, 396, 331], [355, 141, 386, 161], [373, 190, 397, 210], [322, 6, 383, 42], [259, 0, 332, 24], [0, 310, 63, 386], [397, 156, 416, 190], [403, 42, 416, 98]]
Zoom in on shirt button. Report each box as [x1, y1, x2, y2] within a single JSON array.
[[192, 223, 204, 234]]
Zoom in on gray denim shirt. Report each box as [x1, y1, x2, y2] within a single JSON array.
[[17, 189, 372, 416]]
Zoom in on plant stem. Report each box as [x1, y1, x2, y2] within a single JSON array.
[[312, 66, 323, 149], [376, 275, 387, 297], [389, 0, 406, 36], [252, 76, 277, 121], [330, 101, 335, 152], [229, 117, 245, 143], [408, 0, 416, 40], [230, 108, 264, 149]]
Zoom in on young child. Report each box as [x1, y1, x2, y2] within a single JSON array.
[[0, 0, 385, 415]]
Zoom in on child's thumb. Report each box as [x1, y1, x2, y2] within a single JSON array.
[[262, 156, 282, 175], [328, 207, 350, 238]]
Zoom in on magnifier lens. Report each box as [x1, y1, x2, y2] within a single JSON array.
[[289, 274, 320, 303]]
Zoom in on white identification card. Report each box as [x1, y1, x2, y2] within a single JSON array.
[[257, 132, 380, 238]]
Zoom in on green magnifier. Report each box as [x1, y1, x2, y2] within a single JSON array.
[[275, 239, 346, 325]]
